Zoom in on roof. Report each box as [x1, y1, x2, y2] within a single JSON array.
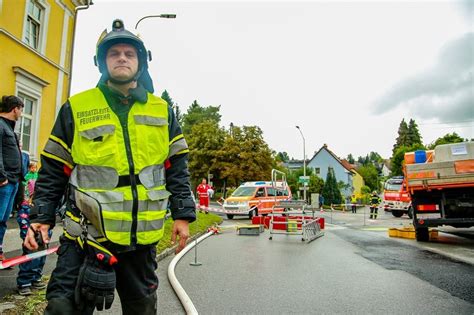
[[240, 181, 287, 188], [309, 144, 353, 173]]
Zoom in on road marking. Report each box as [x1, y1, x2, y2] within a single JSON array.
[[360, 227, 389, 231], [324, 224, 347, 230]]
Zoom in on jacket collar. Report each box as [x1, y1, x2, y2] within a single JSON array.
[[98, 82, 148, 105], [0, 116, 16, 130]]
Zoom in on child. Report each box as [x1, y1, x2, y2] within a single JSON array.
[[16, 161, 50, 296]]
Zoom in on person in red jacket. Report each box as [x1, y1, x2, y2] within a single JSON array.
[[196, 178, 211, 213]]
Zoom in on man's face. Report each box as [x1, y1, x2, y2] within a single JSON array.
[[106, 43, 139, 82], [13, 105, 23, 121]]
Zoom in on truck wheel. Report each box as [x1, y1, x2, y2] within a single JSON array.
[[415, 227, 429, 242], [392, 210, 403, 218], [226, 214, 234, 219], [407, 206, 413, 219]]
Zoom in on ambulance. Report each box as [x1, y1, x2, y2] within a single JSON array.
[[222, 181, 292, 219]]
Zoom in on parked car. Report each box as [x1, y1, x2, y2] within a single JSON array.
[[222, 181, 292, 219]]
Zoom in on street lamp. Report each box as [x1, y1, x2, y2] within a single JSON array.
[[295, 126, 306, 202], [135, 14, 177, 30]]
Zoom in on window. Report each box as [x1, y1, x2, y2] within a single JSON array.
[[276, 189, 289, 196], [255, 188, 265, 197], [266, 188, 276, 197], [314, 167, 320, 175], [15, 94, 36, 153], [13, 67, 47, 158], [24, 0, 42, 49]]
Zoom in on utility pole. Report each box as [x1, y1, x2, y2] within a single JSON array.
[[296, 126, 306, 202]]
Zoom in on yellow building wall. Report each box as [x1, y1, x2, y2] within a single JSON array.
[[0, 0, 81, 160], [352, 171, 365, 196]]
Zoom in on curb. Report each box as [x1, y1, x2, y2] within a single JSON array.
[[156, 232, 205, 262]]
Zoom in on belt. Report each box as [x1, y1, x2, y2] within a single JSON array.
[[117, 174, 142, 188]]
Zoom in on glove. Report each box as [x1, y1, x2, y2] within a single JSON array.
[[75, 257, 116, 311], [75, 236, 118, 311]]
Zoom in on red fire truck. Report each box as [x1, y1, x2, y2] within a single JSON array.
[[383, 176, 413, 218]]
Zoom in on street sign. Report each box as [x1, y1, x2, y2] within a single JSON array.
[[298, 176, 310, 184]]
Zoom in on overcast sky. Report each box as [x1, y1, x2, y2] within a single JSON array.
[[72, 0, 473, 161]]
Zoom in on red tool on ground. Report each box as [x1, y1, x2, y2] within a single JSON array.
[[0, 246, 59, 270]]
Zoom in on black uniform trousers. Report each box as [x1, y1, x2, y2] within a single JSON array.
[[370, 206, 378, 219], [44, 236, 158, 315]]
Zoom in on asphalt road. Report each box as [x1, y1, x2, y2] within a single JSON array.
[[167, 224, 473, 314]]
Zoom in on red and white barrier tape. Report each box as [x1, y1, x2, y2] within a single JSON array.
[[196, 205, 253, 214], [0, 246, 59, 270]]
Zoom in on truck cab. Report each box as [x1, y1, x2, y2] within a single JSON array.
[[383, 176, 412, 218]]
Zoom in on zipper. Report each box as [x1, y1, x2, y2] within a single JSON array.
[[122, 119, 138, 246]]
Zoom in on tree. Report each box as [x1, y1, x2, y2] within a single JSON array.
[[390, 143, 425, 176], [309, 174, 324, 196], [161, 90, 174, 107], [214, 125, 274, 188], [186, 120, 226, 187], [347, 153, 355, 164], [428, 132, 465, 149], [276, 152, 290, 162], [407, 119, 422, 145], [160, 90, 183, 124], [174, 104, 183, 125], [285, 167, 323, 199], [364, 155, 370, 165], [369, 152, 383, 163], [321, 167, 342, 205], [392, 119, 409, 156], [356, 164, 380, 191], [181, 100, 221, 135]]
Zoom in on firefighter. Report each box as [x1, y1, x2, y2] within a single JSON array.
[[350, 194, 357, 213], [196, 178, 211, 213], [369, 191, 381, 220], [24, 19, 196, 314]]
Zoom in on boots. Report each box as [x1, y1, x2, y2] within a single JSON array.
[[44, 297, 84, 315]]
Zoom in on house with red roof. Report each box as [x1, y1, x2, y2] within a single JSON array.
[[307, 144, 357, 198]]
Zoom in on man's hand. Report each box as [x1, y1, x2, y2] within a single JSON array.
[[170, 219, 190, 254], [24, 223, 51, 250], [0, 179, 8, 187]]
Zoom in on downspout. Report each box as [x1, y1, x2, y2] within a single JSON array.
[[68, 0, 93, 97]]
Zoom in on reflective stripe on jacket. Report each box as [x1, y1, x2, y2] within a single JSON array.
[[68, 88, 170, 246]]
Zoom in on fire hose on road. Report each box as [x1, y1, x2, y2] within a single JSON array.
[[168, 230, 215, 315]]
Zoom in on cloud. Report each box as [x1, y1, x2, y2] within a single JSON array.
[[459, 0, 474, 22], [372, 32, 474, 122]]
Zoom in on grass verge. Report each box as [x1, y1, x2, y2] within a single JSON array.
[[157, 211, 222, 253], [1, 212, 223, 314]]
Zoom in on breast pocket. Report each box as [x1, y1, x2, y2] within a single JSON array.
[[134, 115, 169, 161], [78, 125, 117, 160]]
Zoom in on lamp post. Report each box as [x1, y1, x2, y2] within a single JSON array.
[[295, 126, 306, 202], [135, 14, 177, 30]]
